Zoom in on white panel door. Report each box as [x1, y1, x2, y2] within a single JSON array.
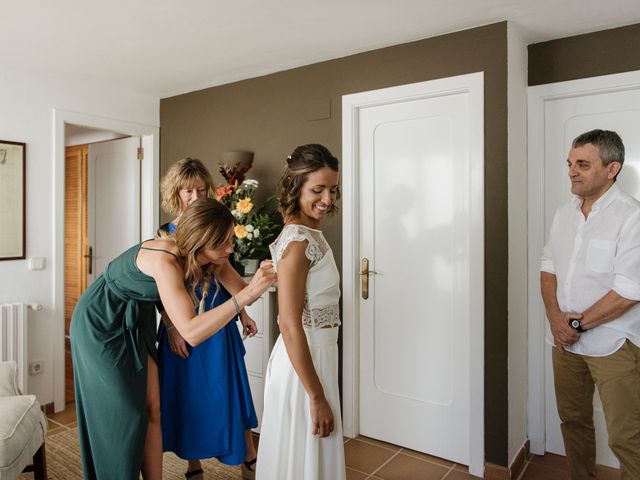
[[357, 78, 483, 465], [532, 75, 640, 468], [88, 136, 141, 281]]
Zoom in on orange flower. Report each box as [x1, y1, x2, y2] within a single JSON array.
[[215, 184, 234, 201]]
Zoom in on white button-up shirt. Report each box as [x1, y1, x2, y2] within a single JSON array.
[[541, 183, 640, 356]]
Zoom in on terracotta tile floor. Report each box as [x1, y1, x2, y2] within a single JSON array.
[[518, 452, 620, 480], [46, 405, 621, 479], [46, 404, 77, 435]]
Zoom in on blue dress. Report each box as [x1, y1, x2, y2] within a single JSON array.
[[158, 224, 258, 464]]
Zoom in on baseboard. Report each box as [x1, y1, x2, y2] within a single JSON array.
[[484, 463, 510, 480], [41, 402, 55, 415], [509, 439, 530, 479], [485, 440, 530, 480]]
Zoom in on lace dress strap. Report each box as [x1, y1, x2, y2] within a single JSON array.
[[270, 224, 328, 270]]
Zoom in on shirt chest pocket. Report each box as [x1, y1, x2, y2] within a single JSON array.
[[586, 239, 617, 273]]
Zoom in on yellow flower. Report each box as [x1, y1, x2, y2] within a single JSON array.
[[234, 224, 248, 239], [236, 197, 253, 214]]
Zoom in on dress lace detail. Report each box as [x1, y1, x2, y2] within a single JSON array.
[[270, 224, 341, 328], [270, 224, 330, 268], [302, 304, 340, 329]]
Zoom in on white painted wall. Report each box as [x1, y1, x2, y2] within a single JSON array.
[[0, 68, 159, 406], [507, 22, 529, 465]]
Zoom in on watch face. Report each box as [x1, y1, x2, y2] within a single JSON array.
[[569, 319, 584, 332]]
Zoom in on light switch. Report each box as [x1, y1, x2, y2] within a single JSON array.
[[28, 257, 45, 270]]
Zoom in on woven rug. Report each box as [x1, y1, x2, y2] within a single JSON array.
[[20, 427, 245, 479]]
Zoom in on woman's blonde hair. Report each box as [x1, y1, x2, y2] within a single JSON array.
[[277, 144, 340, 222], [161, 158, 215, 217], [174, 198, 235, 306]]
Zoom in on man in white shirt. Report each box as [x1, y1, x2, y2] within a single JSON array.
[[540, 129, 640, 480]]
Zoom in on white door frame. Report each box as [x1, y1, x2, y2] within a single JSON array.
[[527, 69, 640, 455], [342, 72, 485, 476], [53, 109, 160, 412]]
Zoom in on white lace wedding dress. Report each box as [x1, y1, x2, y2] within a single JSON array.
[[255, 224, 346, 480]]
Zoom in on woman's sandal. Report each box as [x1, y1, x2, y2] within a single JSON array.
[[185, 467, 204, 479], [241, 458, 257, 480]]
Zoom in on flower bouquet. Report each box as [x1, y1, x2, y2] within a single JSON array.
[[216, 165, 281, 275]]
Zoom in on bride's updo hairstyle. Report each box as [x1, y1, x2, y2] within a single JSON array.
[[277, 144, 340, 222]]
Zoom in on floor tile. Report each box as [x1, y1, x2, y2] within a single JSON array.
[[595, 464, 620, 480], [529, 452, 569, 470], [346, 467, 369, 480], [345, 439, 397, 474], [375, 453, 450, 480], [443, 470, 479, 480], [46, 426, 66, 437], [48, 406, 77, 425], [47, 418, 63, 429], [520, 462, 571, 480], [523, 454, 620, 480], [401, 447, 455, 467], [356, 435, 402, 452], [453, 464, 469, 472]]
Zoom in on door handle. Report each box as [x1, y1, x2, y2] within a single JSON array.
[[359, 258, 378, 300], [84, 246, 93, 275]]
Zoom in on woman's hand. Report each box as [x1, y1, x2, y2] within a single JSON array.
[[240, 310, 258, 338], [310, 396, 335, 438], [160, 309, 190, 358], [246, 260, 277, 302], [168, 327, 190, 358]]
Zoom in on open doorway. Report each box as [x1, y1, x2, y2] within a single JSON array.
[[54, 110, 159, 412], [63, 127, 141, 404]]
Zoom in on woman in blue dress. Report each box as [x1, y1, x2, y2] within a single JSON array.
[[156, 158, 259, 480]]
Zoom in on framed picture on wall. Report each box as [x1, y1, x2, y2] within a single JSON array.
[[0, 140, 26, 260]]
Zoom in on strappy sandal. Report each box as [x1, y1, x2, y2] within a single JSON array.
[[185, 467, 204, 479], [241, 458, 257, 480]]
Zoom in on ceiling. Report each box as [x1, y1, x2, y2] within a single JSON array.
[[3, 0, 639, 99]]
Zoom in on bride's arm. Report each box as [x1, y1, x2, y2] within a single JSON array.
[[276, 240, 335, 437]]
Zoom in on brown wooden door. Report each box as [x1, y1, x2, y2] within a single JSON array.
[[64, 145, 88, 405]]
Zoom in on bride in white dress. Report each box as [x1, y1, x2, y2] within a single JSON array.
[[256, 144, 346, 480]]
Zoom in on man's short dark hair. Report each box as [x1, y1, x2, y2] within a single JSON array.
[[572, 129, 625, 168]]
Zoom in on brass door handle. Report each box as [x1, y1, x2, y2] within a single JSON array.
[[84, 246, 93, 275], [359, 258, 378, 300]]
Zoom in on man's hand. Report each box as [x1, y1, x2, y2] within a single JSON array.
[[549, 311, 581, 351]]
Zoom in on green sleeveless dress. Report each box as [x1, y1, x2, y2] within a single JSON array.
[[70, 243, 161, 480]]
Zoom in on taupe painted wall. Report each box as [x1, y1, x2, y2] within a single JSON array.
[[529, 22, 640, 86], [161, 21, 509, 466]]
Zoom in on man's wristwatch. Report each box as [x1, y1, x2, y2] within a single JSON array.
[[569, 318, 585, 333]]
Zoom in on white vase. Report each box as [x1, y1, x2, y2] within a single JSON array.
[[239, 258, 259, 276]]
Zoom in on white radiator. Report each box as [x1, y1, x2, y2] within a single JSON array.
[[0, 302, 41, 393]]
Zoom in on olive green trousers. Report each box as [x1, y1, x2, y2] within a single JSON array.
[[552, 340, 640, 480]]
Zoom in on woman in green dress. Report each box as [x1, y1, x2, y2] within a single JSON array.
[[70, 198, 276, 480]]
